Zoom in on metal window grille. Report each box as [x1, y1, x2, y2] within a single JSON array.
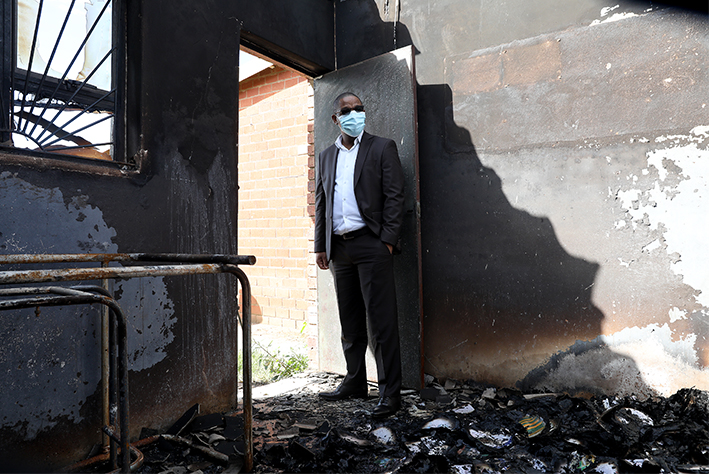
[[0, 0, 122, 161]]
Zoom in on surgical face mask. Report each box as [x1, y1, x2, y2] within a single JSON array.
[[338, 110, 366, 137]]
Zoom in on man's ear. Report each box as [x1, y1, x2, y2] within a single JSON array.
[[331, 114, 338, 125]]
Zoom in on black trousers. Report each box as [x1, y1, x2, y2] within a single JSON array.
[[329, 230, 402, 398]]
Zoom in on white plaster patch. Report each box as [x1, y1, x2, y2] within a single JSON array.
[[655, 134, 688, 144], [602, 324, 694, 355], [668, 307, 687, 323], [641, 239, 661, 253], [604, 12, 640, 23], [591, 5, 640, 26], [617, 130, 709, 306], [647, 153, 667, 181], [601, 5, 620, 16], [691, 125, 709, 139], [647, 144, 709, 305], [616, 188, 640, 210]]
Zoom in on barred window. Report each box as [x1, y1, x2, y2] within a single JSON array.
[[1, 0, 123, 161]]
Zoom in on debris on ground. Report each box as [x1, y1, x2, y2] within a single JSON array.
[[132, 372, 709, 473], [134, 410, 244, 474]]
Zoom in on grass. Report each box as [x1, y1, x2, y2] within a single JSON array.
[[238, 340, 309, 384]]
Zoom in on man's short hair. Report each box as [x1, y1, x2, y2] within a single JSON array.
[[333, 92, 362, 114]]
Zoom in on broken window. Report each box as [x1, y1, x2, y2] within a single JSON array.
[[0, 0, 122, 161]]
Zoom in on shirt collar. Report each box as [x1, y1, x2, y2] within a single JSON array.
[[335, 130, 364, 151]]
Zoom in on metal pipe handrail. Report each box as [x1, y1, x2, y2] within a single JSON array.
[[0, 263, 232, 284], [0, 286, 131, 471], [0, 253, 256, 266], [0, 254, 256, 472], [224, 265, 253, 470]]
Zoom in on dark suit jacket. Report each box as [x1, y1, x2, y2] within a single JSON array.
[[314, 131, 405, 260]]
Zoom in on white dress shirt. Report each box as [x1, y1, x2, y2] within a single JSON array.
[[332, 131, 366, 235]]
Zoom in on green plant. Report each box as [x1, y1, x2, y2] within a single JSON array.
[[263, 346, 309, 380], [238, 341, 309, 384]]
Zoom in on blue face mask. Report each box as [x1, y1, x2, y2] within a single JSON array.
[[338, 111, 366, 138]]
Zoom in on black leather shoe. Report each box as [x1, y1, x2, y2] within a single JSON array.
[[318, 384, 368, 401], [371, 396, 401, 418]]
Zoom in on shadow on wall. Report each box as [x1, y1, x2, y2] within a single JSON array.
[[334, 0, 658, 398], [417, 84, 656, 399]]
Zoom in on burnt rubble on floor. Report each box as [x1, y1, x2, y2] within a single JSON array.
[[134, 372, 709, 473], [134, 409, 245, 474]]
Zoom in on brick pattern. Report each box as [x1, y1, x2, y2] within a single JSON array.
[[238, 65, 318, 364]]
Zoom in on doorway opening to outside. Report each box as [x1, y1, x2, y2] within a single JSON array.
[[237, 47, 318, 369]]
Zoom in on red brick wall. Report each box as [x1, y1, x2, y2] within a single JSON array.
[[238, 65, 318, 361]]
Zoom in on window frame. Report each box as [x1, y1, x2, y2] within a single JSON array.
[[0, 0, 139, 170]]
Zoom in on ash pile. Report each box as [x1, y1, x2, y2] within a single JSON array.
[[138, 372, 709, 473]]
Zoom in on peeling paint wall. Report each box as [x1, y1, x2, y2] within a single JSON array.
[[0, 173, 114, 444], [616, 128, 709, 309], [596, 127, 709, 394], [336, 0, 709, 399], [413, 4, 708, 398]]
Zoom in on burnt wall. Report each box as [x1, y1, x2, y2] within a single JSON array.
[[335, 0, 709, 398], [0, 1, 243, 470], [0, 0, 337, 469], [234, 0, 334, 75]]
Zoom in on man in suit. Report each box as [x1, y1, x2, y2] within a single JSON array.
[[314, 92, 405, 418]]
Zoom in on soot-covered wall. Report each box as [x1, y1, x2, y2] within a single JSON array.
[[335, 0, 709, 398], [1, 0, 333, 469], [0, 2, 243, 470], [0, 0, 337, 468]]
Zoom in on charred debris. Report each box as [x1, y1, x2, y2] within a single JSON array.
[[129, 372, 709, 474]]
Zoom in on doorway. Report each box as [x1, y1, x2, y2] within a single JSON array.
[[237, 48, 318, 365], [238, 46, 423, 388]]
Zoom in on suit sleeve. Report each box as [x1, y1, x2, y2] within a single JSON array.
[[379, 140, 405, 247], [314, 151, 327, 253]]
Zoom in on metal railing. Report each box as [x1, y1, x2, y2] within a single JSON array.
[[0, 253, 256, 473]]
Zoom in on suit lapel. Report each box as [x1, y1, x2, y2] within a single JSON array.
[[325, 146, 339, 203], [354, 132, 373, 187]]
